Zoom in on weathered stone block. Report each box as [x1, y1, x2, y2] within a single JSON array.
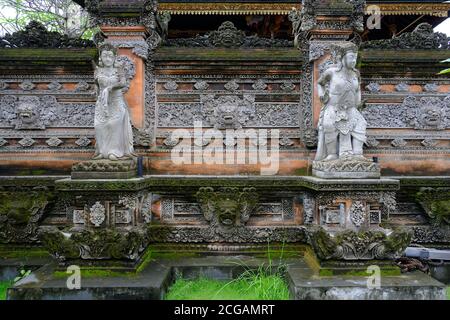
[[71, 159, 137, 179]]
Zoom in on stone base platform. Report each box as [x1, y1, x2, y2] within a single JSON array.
[[312, 158, 381, 179], [71, 159, 137, 179], [7, 248, 446, 300], [288, 267, 446, 300]]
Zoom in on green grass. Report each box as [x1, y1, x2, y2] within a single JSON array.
[[0, 281, 12, 300], [165, 275, 290, 300], [165, 262, 290, 300], [447, 287, 450, 300]]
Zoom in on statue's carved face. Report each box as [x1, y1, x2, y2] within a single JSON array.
[[422, 106, 442, 127], [100, 50, 115, 67], [343, 52, 357, 69]]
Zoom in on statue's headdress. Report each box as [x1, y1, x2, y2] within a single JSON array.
[[333, 42, 358, 60], [98, 42, 118, 56]]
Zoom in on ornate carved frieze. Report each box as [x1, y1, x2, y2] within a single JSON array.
[[0, 191, 51, 243], [39, 226, 148, 261], [415, 187, 450, 226], [148, 224, 307, 243], [157, 102, 300, 129], [308, 227, 412, 260], [361, 23, 449, 50], [0, 95, 95, 128], [106, 39, 149, 60], [164, 21, 292, 48], [362, 96, 450, 130], [411, 225, 450, 244]]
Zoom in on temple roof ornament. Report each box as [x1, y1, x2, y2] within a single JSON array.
[[361, 23, 450, 50], [0, 21, 94, 48], [164, 21, 292, 48]]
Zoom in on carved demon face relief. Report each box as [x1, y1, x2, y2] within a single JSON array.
[[421, 105, 442, 128], [15, 96, 45, 130], [208, 21, 245, 48], [405, 96, 449, 130], [196, 187, 259, 229], [201, 94, 256, 129]]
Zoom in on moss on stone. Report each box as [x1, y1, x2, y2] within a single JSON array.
[[0, 191, 52, 227], [319, 268, 401, 277], [0, 247, 49, 259], [53, 269, 135, 278], [135, 247, 153, 273], [0, 48, 97, 60]]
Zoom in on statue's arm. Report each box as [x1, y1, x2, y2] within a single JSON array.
[[318, 69, 332, 103], [110, 66, 127, 91]]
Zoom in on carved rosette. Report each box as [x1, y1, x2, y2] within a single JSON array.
[[89, 202, 106, 227], [349, 201, 365, 227]]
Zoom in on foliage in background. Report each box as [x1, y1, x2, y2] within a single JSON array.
[[0, 0, 95, 39]]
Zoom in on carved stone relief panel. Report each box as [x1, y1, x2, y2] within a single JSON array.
[[362, 96, 450, 129], [0, 95, 95, 128], [157, 101, 300, 128]]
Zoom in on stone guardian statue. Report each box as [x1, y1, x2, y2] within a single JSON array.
[[93, 43, 136, 161], [313, 42, 380, 179]]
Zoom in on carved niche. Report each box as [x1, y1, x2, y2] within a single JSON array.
[[200, 94, 256, 129]]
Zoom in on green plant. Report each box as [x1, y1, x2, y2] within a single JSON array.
[[439, 58, 450, 75], [165, 242, 291, 300], [0, 281, 12, 300], [13, 268, 31, 282]]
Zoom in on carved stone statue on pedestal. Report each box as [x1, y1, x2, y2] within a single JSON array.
[[93, 43, 136, 161], [71, 43, 137, 179], [313, 42, 380, 179]]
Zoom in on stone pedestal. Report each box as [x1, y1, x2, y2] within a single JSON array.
[[312, 158, 381, 179], [38, 176, 151, 265], [71, 159, 137, 179]]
